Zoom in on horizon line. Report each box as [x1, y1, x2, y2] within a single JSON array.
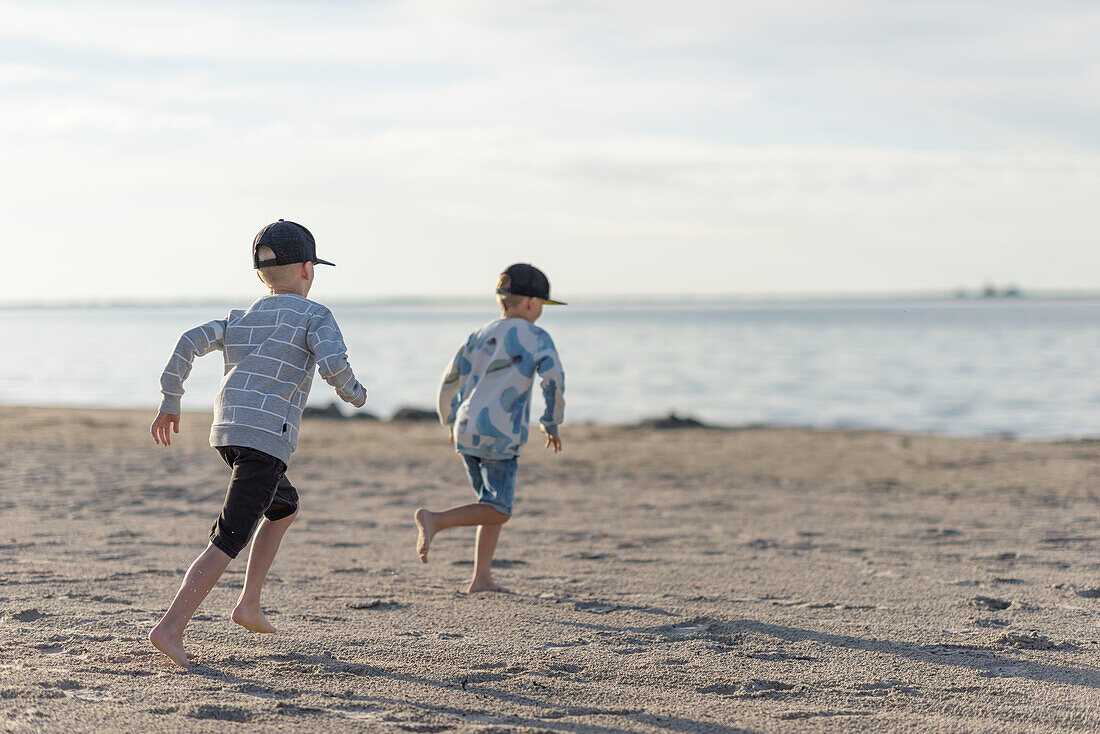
[[5, 287, 1100, 310]]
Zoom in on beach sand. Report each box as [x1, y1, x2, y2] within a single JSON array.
[[3, 406, 1100, 732]]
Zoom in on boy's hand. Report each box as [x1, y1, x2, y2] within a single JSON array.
[[545, 434, 562, 453], [151, 412, 180, 446]]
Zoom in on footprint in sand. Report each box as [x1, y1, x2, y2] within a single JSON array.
[[573, 601, 618, 614], [750, 651, 817, 662], [450, 558, 527, 568], [88, 595, 133, 605], [971, 596, 1011, 611], [853, 680, 920, 696], [70, 689, 113, 702], [990, 578, 1025, 586], [185, 704, 254, 722], [147, 707, 180, 715], [699, 680, 797, 699], [459, 671, 509, 686], [538, 640, 589, 651], [235, 683, 293, 700], [346, 599, 403, 610], [12, 608, 45, 622], [973, 618, 1009, 628], [563, 551, 611, 560], [994, 631, 1074, 650], [41, 679, 82, 691]]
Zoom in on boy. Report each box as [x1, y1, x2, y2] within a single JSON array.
[[148, 219, 367, 667], [415, 263, 566, 593]]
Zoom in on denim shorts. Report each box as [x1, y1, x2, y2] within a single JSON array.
[[462, 454, 517, 516], [211, 445, 299, 558]]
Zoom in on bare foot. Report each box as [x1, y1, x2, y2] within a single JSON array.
[[149, 625, 189, 667], [466, 578, 506, 594], [231, 605, 277, 633], [414, 508, 436, 563]]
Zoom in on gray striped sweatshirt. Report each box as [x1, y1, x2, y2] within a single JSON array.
[[158, 294, 366, 464]]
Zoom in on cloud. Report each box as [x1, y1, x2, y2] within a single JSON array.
[[4, 114, 1097, 295], [0, 63, 73, 84], [1, 0, 1099, 301], [2, 0, 1098, 148], [6, 98, 213, 134]]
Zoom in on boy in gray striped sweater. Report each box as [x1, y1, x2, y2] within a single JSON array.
[[148, 220, 368, 667]]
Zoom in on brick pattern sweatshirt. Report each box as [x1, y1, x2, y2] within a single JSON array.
[[158, 294, 365, 464]]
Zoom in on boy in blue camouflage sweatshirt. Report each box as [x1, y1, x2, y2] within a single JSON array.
[[416, 263, 566, 593], [148, 220, 368, 666]]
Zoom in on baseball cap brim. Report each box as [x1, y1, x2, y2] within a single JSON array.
[[542, 298, 567, 305], [314, 258, 335, 266]]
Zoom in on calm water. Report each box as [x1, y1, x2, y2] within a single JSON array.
[[4, 299, 1100, 439]]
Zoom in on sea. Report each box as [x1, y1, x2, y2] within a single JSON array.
[[3, 299, 1099, 440]]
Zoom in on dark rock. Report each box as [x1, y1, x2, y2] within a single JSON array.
[[638, 413, 708, 429], [302, 403, 344, 419], [391, 407, 438, 422], [352, 411, 381, 421]]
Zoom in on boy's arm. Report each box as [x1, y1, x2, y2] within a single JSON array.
[[307, 311, 367, 407], [158, 320, 227, 415], [437, 337, 473, 428], [535, 337, 566, 446]]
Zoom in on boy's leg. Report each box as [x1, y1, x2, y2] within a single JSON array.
[[233, 509, 297, 633], [416, 455, 514, 564], [469, 522, 504, 593], [149, 446, 284, 665], [149, 543, 233, 667], [415, 503, 508, 563]]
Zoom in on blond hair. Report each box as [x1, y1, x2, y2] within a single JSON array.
[[255, 245, 303, 288], [496, 274, 527, 312]]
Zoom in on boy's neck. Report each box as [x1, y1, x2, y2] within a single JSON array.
[[268, 285, 310, 298], [502, 296, 543, 323]]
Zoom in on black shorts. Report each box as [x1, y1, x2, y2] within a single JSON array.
[[210, 445, 299, 558]]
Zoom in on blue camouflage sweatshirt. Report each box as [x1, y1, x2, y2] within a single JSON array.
[[437, 318, 565, 459]]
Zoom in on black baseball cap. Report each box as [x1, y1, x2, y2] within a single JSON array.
[[497, 263, 566, 305], [252, 219, 335, 268]]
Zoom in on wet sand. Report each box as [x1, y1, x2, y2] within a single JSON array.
[[3, 406, 1100, 732]]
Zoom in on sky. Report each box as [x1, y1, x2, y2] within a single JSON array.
[[2, 0, 1099, 303]]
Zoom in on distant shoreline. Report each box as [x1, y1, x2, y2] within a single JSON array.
[[2, 404, 1095, 444], [5, 291, 1100, 310]]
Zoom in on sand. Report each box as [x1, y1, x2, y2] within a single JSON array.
[[3, 406, 1100, 732]]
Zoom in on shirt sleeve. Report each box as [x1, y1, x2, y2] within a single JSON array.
[[535, 335, 566, 436], [158, 319, 226, 414], [437, 335, 474, 427], [306, 310, 367, 406]]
